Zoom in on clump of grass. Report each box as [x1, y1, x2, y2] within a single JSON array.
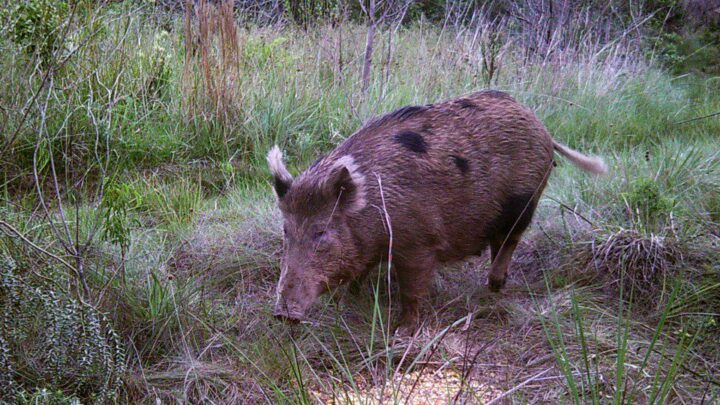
[[588, 229, 681, 307], [181, 0, 243, 139], [535, 279, 711, 405], [137, 177, 204, 230]]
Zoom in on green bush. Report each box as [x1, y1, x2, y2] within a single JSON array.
[[0, 256, 126, 402], [101, 179, 142, 262], [622, 177, 676, 233], [3, 0, 69, 64], [654, 30, 720, 75]]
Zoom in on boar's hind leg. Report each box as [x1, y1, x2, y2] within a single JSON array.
[[395, 252, 436, 333], [488, 237, 521, 292], [487, 193, 538, 292]]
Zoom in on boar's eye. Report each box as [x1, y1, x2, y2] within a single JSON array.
[[308, 225, 330, 244]]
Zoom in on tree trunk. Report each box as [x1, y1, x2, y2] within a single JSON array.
[[361, 22, 376, 97]]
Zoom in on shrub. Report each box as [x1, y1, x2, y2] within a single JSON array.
[[3, 0, 69, 64], [622, 177, 675, 233], [0, 256, 126, 402]]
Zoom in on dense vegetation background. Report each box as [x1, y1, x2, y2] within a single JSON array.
[[1, 0, 719, 403]]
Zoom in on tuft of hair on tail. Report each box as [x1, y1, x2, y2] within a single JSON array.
[[552, 141, 608, 175]]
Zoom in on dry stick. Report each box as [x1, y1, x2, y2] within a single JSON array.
[[485, 368, 553, 405], [375, 171, 428, 402], [544, 195, 597, 229], [32, 78, 70, 253], [38, 76, 92, 299], [22, 11, 114, 302], [675, 111, 720, 125], [373, 173, 393, 329], [374, 172, 403, 402]]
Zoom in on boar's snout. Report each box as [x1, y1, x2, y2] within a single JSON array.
[[273, 276, 320, 324]]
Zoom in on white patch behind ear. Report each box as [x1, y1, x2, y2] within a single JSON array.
[[267, 145, 293, 183], [333, 155, 367, 213]]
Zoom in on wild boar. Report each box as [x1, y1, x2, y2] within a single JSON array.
[[268, 90, 606, 332]]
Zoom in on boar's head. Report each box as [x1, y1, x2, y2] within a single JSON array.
[[267, 146, 367, 323]]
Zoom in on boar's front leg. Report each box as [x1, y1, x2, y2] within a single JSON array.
[[394, 251, 436, 335]]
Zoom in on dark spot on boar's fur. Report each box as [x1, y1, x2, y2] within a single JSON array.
[[394, 131, 428, 154], [480, 90, 512, 100], [390, 105, 429, 121], [450, 155, 469, 174], [458, 99, 476, 109], [363, 105, 430, 133], [485, 192, 537, 240]]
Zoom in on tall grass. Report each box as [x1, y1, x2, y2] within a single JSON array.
[[2, 2, 719, 186]]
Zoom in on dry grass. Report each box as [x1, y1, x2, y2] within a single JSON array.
[[182, 0, 244, 130], [586, 229, 682, 306], [116, 197, 716, 403]]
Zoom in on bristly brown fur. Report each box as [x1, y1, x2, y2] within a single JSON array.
[[268, 90, 607, 330]]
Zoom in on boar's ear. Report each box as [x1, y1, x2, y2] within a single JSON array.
[[325, 155, 367, 213], [267, 146, 293, 199]]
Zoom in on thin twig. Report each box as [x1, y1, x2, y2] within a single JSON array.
[[675, 111, 720, 125], [0, 220, 78, 276], [544, 195, 598, 228], [485, 368, 553, 405]]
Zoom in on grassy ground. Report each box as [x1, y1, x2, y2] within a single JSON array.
[[1, 2, 720, 403]]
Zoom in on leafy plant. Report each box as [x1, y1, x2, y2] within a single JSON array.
[[101, 180, 141, 252], [101, 179, 141, 284], [4, 0, 69, 64], [622, 177, 676, 234], [0, 256, 126, 402]]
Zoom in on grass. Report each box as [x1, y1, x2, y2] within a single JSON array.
[[1, 1, 720, 403]]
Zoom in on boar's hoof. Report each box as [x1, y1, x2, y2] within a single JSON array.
[[394, 315, 420, 337], [487, 274, 507, 292], [273, 311, 302, 324], [394, 323, 418, 338]]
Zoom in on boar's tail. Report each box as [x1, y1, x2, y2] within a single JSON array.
[[552, 140, 608, 175]]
